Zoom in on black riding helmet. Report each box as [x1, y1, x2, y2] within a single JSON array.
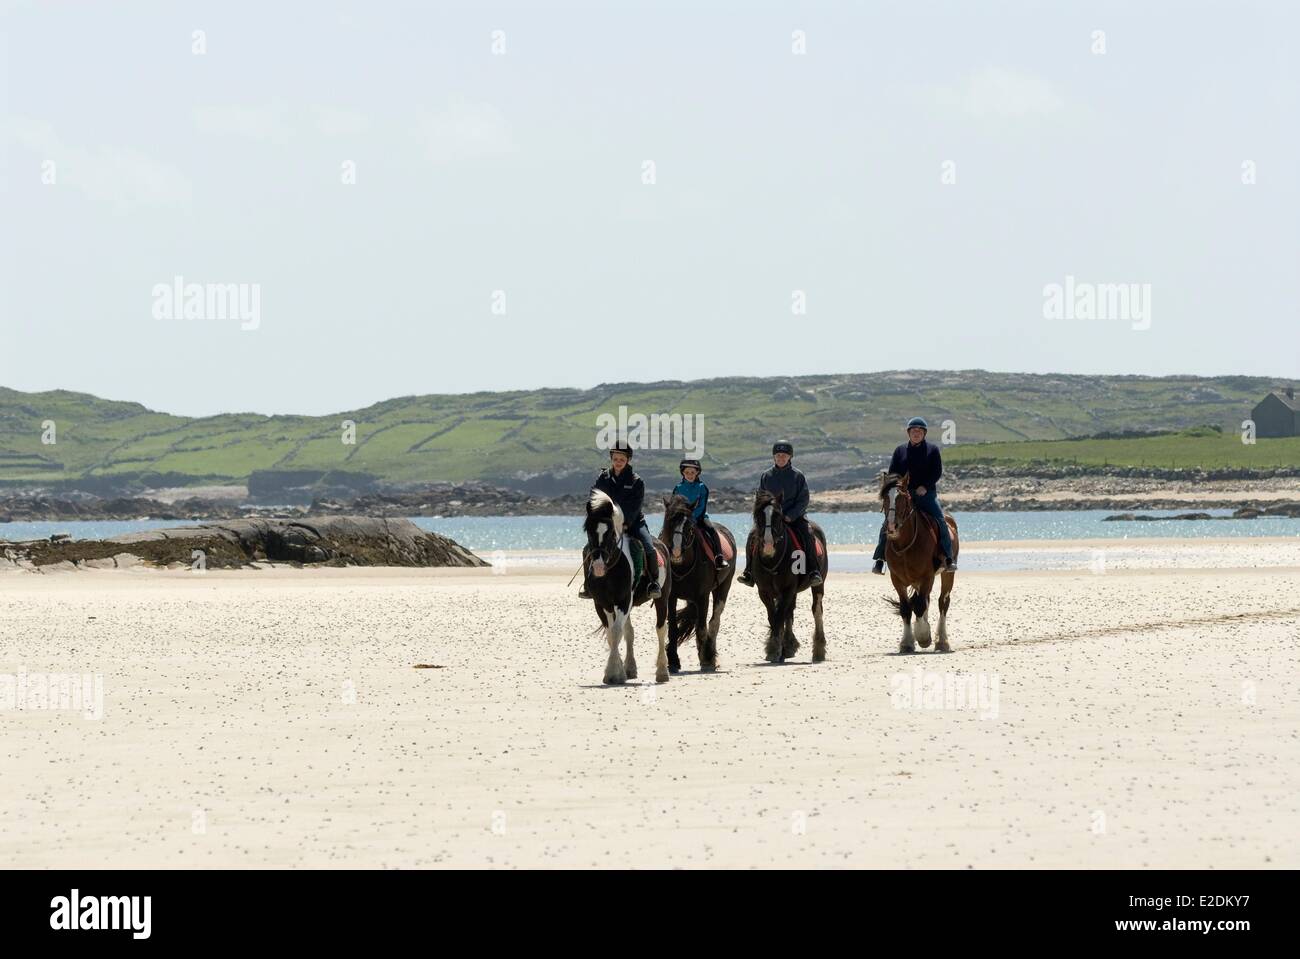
[[679, 458, 702, 475], [609, 440, 634, 459], [772, 441, 794, 456]]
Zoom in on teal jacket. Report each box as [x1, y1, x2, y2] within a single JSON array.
[[672, 478, 709, 522]]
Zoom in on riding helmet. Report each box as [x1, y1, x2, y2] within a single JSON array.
[[772, 441, 794, 456], [679, 458, 702, 475], [905, 417, 928, 432], [609, 440, 634, 459]]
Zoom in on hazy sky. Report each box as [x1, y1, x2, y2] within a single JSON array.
[[2, 0, 1296, 416]]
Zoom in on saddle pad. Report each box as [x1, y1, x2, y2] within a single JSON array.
[[630, 539, 645, 583], [787, 527, 824, 559]]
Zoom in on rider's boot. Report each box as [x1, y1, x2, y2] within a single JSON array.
[[715, 555, 729, 570], [737, 565, 754, 587], [578, 585, 592, 599], [808, 568, 823, 587], [943, 554, 958, 572], [871, 560, 885, 575]]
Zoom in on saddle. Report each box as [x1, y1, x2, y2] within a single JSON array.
[[786, 526, 825, 562], [697, 529, 734, 565], [629, 539, 667, 593]]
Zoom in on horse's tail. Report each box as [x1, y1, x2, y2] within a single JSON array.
[[673, 602, 698, 642], [882, 586, 918, 614]]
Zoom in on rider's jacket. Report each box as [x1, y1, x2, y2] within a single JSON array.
[[591, 467, 646, 529], [888, 439, 943, 492], [758, 462, 810, 521], [672, 479, 709, 522]]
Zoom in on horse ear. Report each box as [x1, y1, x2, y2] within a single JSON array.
[[662, 495, 672, 509], [899, 472, 910, 487]]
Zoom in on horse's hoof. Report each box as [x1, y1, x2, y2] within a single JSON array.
[[655, 672, 669, 684], [812, 651, 825, 664], [625, 667, 637, 680], [700, 663, 717, 673], [604, 675, 626, 685], [669, 665, 681, 675], [935, 641, 951, 653], [917, 637, 931, 649], [899, 645, 915, 655]]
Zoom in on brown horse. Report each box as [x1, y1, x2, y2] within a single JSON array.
[[878, 472, 958, 653]]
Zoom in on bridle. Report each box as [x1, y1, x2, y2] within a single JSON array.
[[584, 514, 624, 578], [883, 484, 921, 554], [754, 501, 789, 574], [668, 514, 700, 580]]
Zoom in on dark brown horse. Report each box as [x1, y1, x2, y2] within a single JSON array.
[[747, 489, 827, 664], [658, 494, 735, 673], [878, 472, 958, 653]]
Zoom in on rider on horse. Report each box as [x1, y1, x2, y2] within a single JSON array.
[[737, 440, 823, 588], [579, 440, 662, 599], [673, 459, 729, 571], [872, 417, 957, 574]]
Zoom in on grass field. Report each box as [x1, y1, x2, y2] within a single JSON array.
[[1, 371, 1294, 489], [944, 432, 1300, 470]]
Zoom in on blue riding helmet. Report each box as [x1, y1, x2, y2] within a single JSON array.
[[905, 417, 928, 432]]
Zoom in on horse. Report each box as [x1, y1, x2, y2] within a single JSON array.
[[878, 471, 959, 653], [658, 494, 736, 673], [582, 489, 672, 685], [746, 489, 828, 664]]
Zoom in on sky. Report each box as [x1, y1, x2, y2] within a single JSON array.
[[2, 0, 1297, 417]]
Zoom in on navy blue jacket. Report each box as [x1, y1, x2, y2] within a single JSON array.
[[759, 462, 810, 521], [592, 467, 645, 528], [888, 439, 943, 491]]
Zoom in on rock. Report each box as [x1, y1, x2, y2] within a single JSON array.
[[2, 516, 486, 570]]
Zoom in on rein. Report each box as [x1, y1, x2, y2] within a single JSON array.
[[668, 518, 700, 580], [885, 489, 922, 555]]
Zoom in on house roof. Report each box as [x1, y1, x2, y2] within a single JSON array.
[[1262, 390, 1299, 411]]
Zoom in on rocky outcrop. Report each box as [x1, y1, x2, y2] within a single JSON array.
[[0, 517, 487, 570]]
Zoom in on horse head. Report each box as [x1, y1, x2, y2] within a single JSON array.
[[878, 471, 912, 538], [661, 494, 697, 564], [752, 489, 786, 559], [584, 490, 624, 578]]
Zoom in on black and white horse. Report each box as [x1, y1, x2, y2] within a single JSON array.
[[582, 490, 671, 685], [659, 494, 735, 673], [746, 490, 828, 664]]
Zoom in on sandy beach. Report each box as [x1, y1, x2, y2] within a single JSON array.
[[2, 539, 1297, 869]]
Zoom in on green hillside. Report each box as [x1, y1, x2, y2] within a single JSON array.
[[0, 371, 1294, 493]]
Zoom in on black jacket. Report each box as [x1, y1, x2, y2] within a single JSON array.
[[759, 462, 810, 521], [591, 467, 646, 528], [888, 439, 943, 491]]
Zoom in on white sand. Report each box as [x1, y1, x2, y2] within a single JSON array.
[[2, 542, 1297, 868]]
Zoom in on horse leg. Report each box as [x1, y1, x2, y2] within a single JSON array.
[[781, 588, 799, 660], [936, 571, 954, 653], [894, 579, 915, 654], [704, 581, 729, 670], [913, 578, 933, 649], [763, 591, 784, 663], [623, 617, 637, 680], [603, 608, 627, 684], [811, 585, 826, 663], [694, 596, 715, 672], [666, 595, 682, 674], [654, 596, 670, 683]]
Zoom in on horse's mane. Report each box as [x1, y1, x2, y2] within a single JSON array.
[[585, 489, 624, 533], [752, 488, 781, 521], [877, 471, 905, 502], [663, 493, 695, 525]]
